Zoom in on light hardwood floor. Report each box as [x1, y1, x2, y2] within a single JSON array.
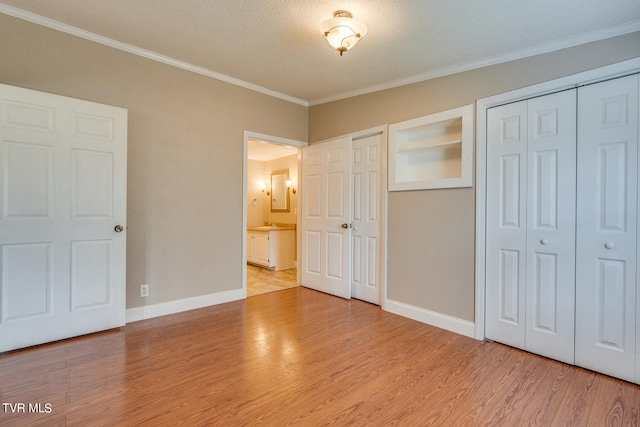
[[246, 264, 298, 297], [1, 287, 639, 426]]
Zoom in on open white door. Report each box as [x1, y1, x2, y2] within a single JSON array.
[[301, 137, 351, 299], [0, 84, 127, 352]]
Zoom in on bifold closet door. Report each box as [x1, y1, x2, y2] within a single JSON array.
[[486, 90, 577, 364], [486, 100, 528, 349], [524, 92, 576, 364], [575, 74, 639, 383]]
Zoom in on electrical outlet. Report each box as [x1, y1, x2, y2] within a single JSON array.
[[140, 284, 149, 298]]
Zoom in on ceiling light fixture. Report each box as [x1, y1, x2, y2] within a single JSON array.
[[320, 10, 367, 56]]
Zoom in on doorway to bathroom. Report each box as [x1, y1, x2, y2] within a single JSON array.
[[243, 131, 306, 297]]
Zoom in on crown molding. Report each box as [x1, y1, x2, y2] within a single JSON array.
[[308, 19, 640, 106], [3, 4, 639, 108], [0, 4, 309, 107]]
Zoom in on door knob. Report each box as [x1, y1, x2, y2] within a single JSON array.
[[341, 223, 349, 229], [114, 225, 124, 233], [604, 242, 614, 249], [540, 238, 548, 245]]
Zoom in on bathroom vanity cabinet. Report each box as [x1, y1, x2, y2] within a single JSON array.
[[246, 226, 296, 270]]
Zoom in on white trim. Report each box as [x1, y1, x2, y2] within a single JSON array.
[[244, 132, 308, 148], [126, 289, 244, 323], [475, 57, 640, 340], [384, 299, 476, 339], [242, 131, 307, 298], [309, 20, 640, 106], [0, 4, 308, 107]]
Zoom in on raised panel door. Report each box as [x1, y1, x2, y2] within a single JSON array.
[[0, 84, 127, 352], [301, 137, 351, 299], [575, 75, 639, 382], [485, 100, 528, 348], [351, 132, 384, 304], [486, 90, 577, 365], [525, 90, 576, 364]]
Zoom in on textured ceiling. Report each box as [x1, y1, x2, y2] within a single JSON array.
[[1, 0, 640, 105]]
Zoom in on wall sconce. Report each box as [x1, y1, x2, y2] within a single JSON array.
[[260, 182, 270, 196], [320, 10, 367, 56], [286, 180, 296, 194]]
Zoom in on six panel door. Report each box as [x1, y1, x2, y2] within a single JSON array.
[[0, 84, 127, 352], [575, 74, 639, 382], [486, 74, 640, 384], [486, 100, 528, 349], [301, 137, 351, 299], [525, 91, 576, 365], [351, 132, 384, 305], [486, 90, 577, 364]]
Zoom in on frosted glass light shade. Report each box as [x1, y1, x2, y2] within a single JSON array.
[[320, 11, 367, 56]]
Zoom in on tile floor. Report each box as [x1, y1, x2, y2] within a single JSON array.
[[246, 264, 299, 297]]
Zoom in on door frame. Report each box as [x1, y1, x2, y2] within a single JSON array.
[[475, 57, 640, 340], [242, 131, 307, 298]]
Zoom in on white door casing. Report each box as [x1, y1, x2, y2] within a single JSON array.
[[575, 74, 639, 382], [0, 84, 127, 352], [351, 132, 385, 305], [301, 137, 351, 299]]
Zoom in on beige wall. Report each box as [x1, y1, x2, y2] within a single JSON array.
[[0, 14, 308, 309], [265, 153, 298, 225], [3, 10, 640, 324], [247, 159, 268, 226], [310, 32, 640, 322], [247, 153, 298, 226]]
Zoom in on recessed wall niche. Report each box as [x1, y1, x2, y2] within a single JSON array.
[[389, 104, 474, 191]]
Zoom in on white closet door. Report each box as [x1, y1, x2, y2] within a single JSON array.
[[351, 132, 384, 305], [486, 91, 577, 365], [575, 75, 639, 383], [486, 100, 528, 348], [524, 91, 576, 364]]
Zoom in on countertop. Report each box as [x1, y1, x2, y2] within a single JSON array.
[[247, 225, 296, 232]]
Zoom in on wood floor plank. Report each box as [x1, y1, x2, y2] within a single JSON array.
[[511, 359, 576, 426], [1, 287, 639, 426]]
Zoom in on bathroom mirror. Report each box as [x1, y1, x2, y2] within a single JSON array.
[[270, 169, 289, 212]]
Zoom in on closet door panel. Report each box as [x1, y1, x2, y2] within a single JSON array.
[[486, 101, 528, 348], [576, 75, 639, 383], [525, 91, 576, 364]]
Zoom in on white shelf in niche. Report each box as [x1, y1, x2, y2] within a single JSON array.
[[389, 104, 474, 191], [396, 139, 462, 153]]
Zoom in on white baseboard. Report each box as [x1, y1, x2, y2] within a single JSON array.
[[384, 298, 477, 339], [126, 289, 244, 323]]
